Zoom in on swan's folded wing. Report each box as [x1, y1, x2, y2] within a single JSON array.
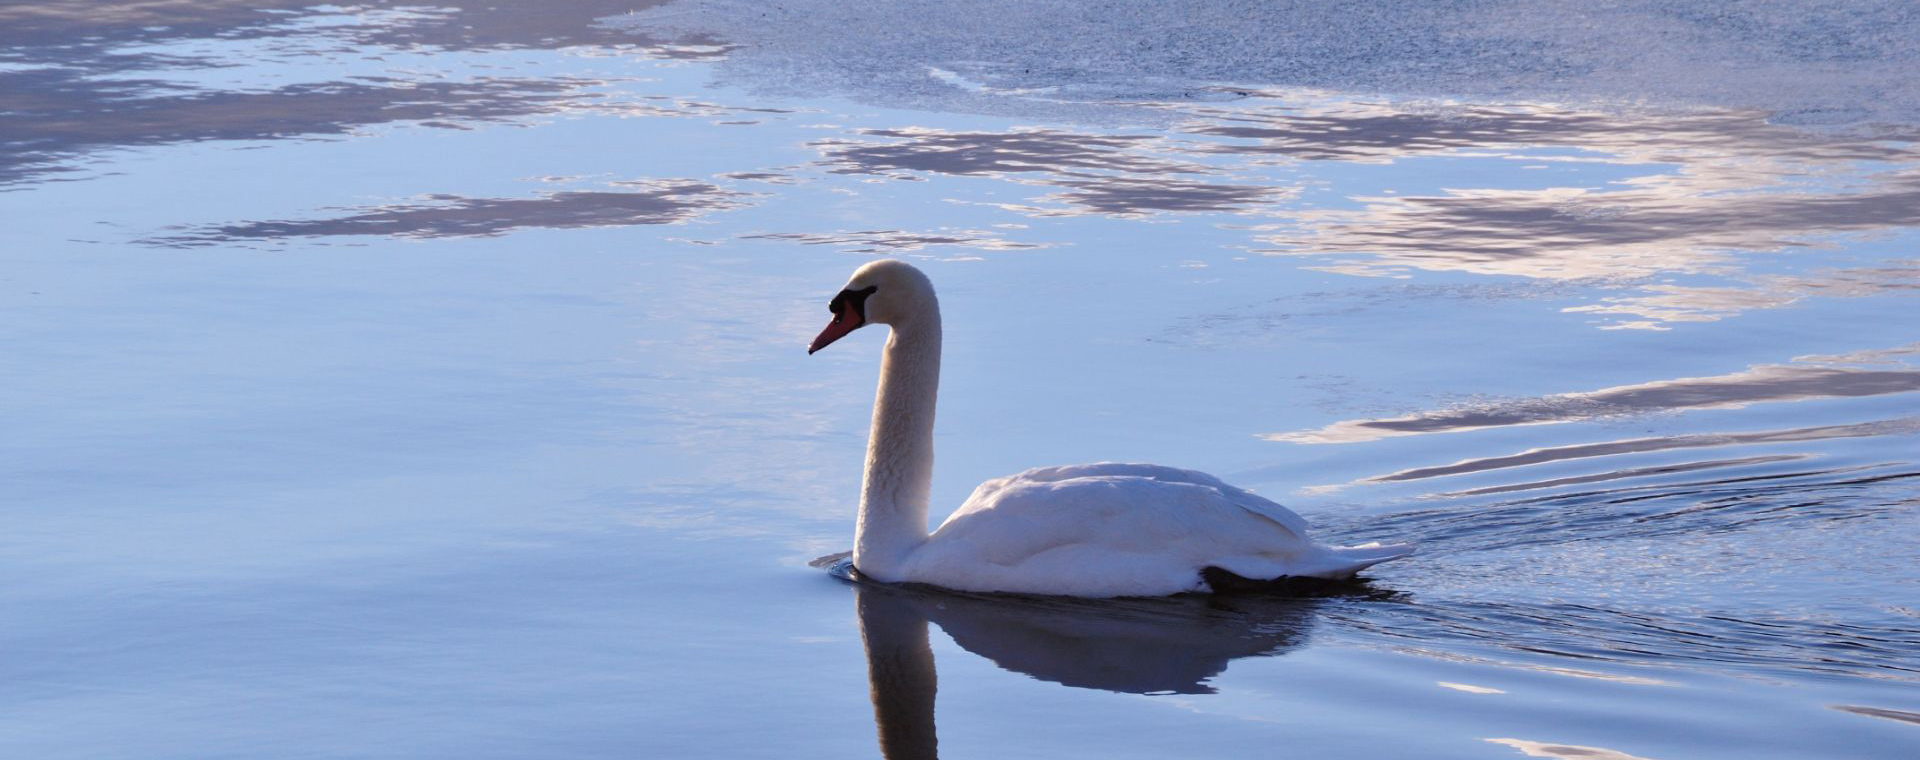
[[934, 468, 1311, 562], [975, 462, 1311, 539]]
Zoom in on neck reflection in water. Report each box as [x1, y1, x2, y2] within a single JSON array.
[[841, 556, 1354, 759]]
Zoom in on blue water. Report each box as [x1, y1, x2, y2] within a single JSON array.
[[3, 2, 1917, 758]]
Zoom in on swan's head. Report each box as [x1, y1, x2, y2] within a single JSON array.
[[808, 259, 935, 354]]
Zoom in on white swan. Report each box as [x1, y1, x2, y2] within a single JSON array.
[[809, 259, 1411, 597]]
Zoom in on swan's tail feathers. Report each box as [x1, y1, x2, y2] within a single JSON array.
[[1321, 541, 1415, 577]]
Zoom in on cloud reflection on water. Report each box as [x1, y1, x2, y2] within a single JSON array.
[[817, 128, 1203, 177], [0, 0, 721, 187], [1027, 175, 1290, 217], [0, 73, 599, 186], [1486, 737, 1659, 760], [1268, 360, 1920, 445], [1366, 418, 1920, 487], [1188, 100, 1918, 165], [0, 0, 703, 59], [145, 181, 751, 245], [814, 127, 1289, 217], [22, 1, 1918, 340], [1208, 101, 1920, 327], [1564, 263, 1920, 328], [1260, 172, 1920, 289], [793, 98, 1920, 327]]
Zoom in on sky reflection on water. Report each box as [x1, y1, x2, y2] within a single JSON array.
[[3, 2, 1918, 759]]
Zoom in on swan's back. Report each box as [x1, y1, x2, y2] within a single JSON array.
[[966, 463, 1313, 537], [904, 463, 1412, 597]]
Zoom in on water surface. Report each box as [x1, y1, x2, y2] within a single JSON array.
[[3, 2, 1917, 758]]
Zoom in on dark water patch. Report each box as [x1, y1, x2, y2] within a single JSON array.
[[616, 0, 1920, 126], [1833, 705, 1920, 726], [145, 182, 751, 245], [718, 171, 797, 184]]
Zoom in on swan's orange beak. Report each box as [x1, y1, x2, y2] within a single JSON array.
[[808, 302, 863, 354]]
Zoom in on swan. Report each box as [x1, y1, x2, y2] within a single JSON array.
[[808, 259, 1412, 597]]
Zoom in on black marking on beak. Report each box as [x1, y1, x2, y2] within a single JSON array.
[[829, 285, 878, 322], [809, 285, 878, 354]]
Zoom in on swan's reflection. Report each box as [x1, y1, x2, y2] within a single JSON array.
[[839, 556, 1346, 759], [857, 584, 941, 760]]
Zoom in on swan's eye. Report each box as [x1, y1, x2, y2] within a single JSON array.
[[828, 285, 879, 322]]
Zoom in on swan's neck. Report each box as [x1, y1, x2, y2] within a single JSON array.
[[855, 305, 941, 579]]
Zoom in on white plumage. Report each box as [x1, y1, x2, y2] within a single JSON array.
[[809, 260, 1410, 597]]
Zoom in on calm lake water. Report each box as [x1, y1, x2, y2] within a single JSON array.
[[4, 2, 1917, 758]]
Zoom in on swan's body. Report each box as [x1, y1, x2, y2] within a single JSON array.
[[810, 260, 1411, 597]]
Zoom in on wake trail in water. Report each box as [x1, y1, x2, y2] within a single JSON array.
[[1314, 463, 1920, 683]]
